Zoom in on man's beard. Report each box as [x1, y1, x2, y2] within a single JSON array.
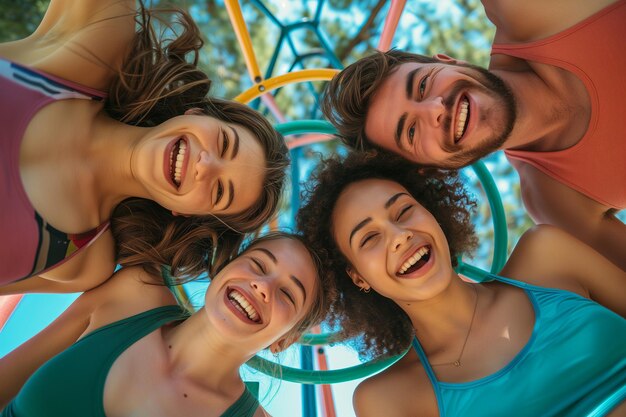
[[435, 64, 516, 169]]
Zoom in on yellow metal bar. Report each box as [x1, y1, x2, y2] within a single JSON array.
[[234, 69, 339, 103], [224, 0, 263, 82]]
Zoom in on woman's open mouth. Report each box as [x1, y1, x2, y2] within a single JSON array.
[[227, 288, 262, 324], [397, 245, 431, 276], [168, 137, 188, 189]]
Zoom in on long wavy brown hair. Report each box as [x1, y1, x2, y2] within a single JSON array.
[[106, 3, 289, 281], [297, 151, 477, 359]]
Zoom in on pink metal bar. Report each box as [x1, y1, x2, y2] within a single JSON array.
[[377, 0, 407, 51], [0, 294, 23, 332]]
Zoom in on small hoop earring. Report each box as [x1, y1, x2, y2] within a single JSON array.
[[359, 287, 370, 293]]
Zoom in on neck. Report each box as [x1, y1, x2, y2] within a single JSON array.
[[162, 311, 250, 394], [493, 68, 573, 151], [400, 276, 479, 351], [89, 113, 152, 216]]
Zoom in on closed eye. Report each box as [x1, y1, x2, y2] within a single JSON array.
[[251, 257, 266, 274], [220, 129, 229, 158], [281, 288, 296, 306], [359, 233, 378, 248], [397, 205, 413, 221], [215, 180, 224, 206]]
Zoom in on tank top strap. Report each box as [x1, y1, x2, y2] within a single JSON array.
[[221, 386, 259, 417], [411, 337, 447, 417]]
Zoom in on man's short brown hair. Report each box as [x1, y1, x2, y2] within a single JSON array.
[[321, 50, 438, 151]]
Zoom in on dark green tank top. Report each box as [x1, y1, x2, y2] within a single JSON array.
[[2, 305, 259, 417]]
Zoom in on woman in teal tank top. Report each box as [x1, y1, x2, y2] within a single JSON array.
[[0, 232, 336, 417], [297, 152, 626, 417]]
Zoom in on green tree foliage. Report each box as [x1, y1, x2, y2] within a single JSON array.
[[0, 0, 48, 41]]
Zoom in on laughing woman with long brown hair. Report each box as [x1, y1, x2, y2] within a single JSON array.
[[0, 233, 336, 416], [0, 0, 288, 292]]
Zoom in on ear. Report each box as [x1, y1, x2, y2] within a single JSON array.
[[184, 107, 204, 116], [433, 53, 467, 65], [345, 265, 370, 292]]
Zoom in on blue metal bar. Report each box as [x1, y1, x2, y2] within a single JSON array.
[[313, 26, 343, 69]]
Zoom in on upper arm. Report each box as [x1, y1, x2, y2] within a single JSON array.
[[484, 0, 616, 43], [502, 225, 626, 316], [0, 0, 136, 90], [516, 162, 626, 270], [0, 291, 94, 407], [353, 379, 400, 417]]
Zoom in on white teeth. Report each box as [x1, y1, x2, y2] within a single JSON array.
[[170, 140, 187, 186], [398, 246, 430, 274], [228, 289, 260, 322], [455, 98, 469, 140]]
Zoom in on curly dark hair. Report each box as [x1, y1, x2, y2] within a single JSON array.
[[297, 151, 477, 359], [320, 50, 438, 152]]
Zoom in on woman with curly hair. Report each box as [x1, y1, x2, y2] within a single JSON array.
[[0, 0, 288, 292], [0, 232, 336, 416], [297, 151, 626, 417]]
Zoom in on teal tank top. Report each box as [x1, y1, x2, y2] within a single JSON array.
[[2, 305, 260, 417], [412, 275, 626, 417]]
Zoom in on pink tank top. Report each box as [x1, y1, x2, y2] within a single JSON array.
[[0, 58, 109, 284], [492, 0, 626, 209]]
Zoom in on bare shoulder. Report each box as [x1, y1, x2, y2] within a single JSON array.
[[502, 223, 626, 316], [354, 352, 438, 417], [0, 0, 136, 90], [484, 0, 617, 43], [82, 266, 178, 333], [501, 224, 587, 292]]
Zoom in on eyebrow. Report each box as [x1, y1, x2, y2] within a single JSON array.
[[290, 274, 307, 303], [394, 113, 408, 149], [349, 217, 372, 248], [385, 192, 409, 208], [251, 248, 307, 303], [228, 125, 240, 159], [348, 192, 410, 247], [395, 67, 424, 149], [405, 67, 422, 99]]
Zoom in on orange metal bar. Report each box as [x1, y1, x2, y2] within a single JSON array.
[[224, 0, 263, 82], [234, 69, 339, 103]]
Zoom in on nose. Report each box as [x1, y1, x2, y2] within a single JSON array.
[[250, 279, 271, 303], [413, 97, 444, 128], [195, 150, 221, 181], [391, 227, 413, 252]]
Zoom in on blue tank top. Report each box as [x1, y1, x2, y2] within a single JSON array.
[[2, 305, 260, 417], [412, 275, 626, 417]]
